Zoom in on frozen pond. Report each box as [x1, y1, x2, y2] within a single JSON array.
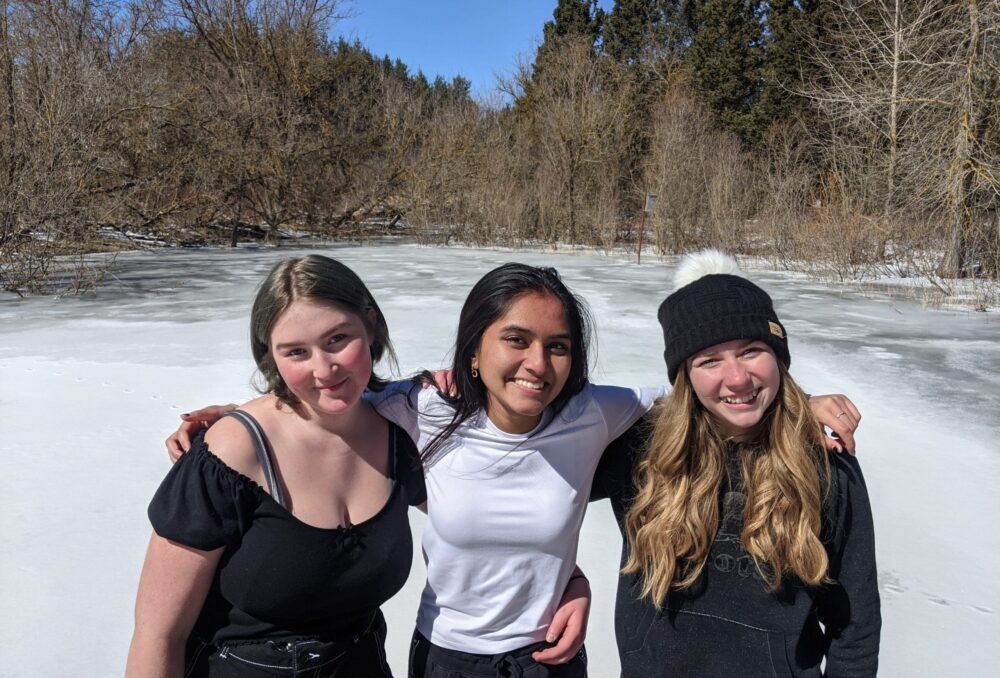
[[1, 242, 997, 676]]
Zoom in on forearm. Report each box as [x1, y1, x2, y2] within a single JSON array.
[[125, 632, 186, 678], [127, 534, 220, 678]]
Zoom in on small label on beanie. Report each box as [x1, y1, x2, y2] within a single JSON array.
[[768, 321, 784, 338]]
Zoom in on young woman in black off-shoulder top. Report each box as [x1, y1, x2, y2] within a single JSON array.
[[126, 255, 425, 677]]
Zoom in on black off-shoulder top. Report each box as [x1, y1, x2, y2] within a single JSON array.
[[148, 421, 425, 644]]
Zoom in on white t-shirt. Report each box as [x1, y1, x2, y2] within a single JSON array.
[[372, 381, 665, 653]]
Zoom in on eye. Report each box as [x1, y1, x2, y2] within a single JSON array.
[[328, 333, 348, 345], [694, 357, 718, 368], [283, 348, 305, 358], [503, 335, 527, 346], [740, 346, 763, 359], [548, 341, 570, 355]]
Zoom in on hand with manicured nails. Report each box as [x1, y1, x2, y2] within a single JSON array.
[[165, 404, 236, 461]]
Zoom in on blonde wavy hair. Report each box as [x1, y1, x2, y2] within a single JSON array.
[[623, 364, 831, 606]]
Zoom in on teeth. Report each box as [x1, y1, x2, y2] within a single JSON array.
[[723, 389, 759, 404], [514, 378, 543, 390]]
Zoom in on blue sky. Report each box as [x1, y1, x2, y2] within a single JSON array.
[[335, 0, 614, 99]]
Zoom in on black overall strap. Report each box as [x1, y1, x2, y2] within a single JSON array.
[[388, 424, 398, 488], [223, 410, 287, 508]]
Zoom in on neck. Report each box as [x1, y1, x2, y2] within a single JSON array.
[[291, 397, 375, 438]]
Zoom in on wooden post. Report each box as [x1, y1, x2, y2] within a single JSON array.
[[637, 193, 657, 263]]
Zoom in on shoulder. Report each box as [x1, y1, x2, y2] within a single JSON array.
[[202, 400, 271, 484], [587, 383, 666, 409], [592, 412, 655, 506], [370, 379, 420, 405], [822, 451, 874, 537], [827, 452, 869, 496], [605, 412, 655, 465]]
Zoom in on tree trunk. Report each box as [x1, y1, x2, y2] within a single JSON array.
[[886, 0, 900, 212], [937, 0, 979, 278]]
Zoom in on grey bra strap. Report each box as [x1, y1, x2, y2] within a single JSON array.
[[223, 410, 287, 508]]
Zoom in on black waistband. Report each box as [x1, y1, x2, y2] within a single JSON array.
[[417, 631, 559, 678]]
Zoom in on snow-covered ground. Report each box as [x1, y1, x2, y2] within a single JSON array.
[[1, 243, 997, 677]]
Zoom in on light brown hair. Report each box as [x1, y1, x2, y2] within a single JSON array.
[[623, 364, 830, 606]]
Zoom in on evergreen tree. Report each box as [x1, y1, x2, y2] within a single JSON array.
[[542, 0, 604, 49], [758, 1, 832, 128], [603, 0, 687, 66], [531, 0, 605, 98], [685, 0, 767, 144], [758, 0, 805, 124]]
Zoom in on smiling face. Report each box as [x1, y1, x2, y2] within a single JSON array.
[[686, 339, 781, 436], [269, 298, 375, 417], [473, 292, 573, 434]]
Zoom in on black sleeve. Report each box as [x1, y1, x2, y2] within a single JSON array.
[[393, 424, 426, 507], [817, 454, 882, 678], [148, 436, 259, 551], [591, 414, 653, 524]]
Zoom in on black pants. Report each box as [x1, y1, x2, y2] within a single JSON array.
[[408, 630, 587, 678], [184, 611, 393, 677]]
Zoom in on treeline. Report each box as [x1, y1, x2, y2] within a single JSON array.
[[0, 0, 470, 291], [1, 0, 997, 295]]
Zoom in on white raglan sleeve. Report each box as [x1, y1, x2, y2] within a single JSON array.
[[592, 384, 669, 442], [365, 380, 422, 444]]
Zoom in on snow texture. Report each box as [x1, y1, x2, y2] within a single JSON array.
[[0, 243, 997, 677]]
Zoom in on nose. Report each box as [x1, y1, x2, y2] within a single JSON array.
[[311, 353, 336, 380], [721, 358, 751, 390], [522, 342, 547, 374]]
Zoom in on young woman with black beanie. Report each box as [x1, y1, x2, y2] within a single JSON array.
[[592, 249, 880, 677]]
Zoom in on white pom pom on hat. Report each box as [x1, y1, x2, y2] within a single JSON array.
[[672, 248, 746, 291]]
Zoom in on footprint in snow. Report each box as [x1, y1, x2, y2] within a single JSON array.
[[880, 571, 906, 595], [925, 594, 953, 607]]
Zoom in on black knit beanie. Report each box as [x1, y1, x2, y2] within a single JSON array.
[[658, 250, 790, 384]]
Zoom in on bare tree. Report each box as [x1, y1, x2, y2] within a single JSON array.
[[802, 0, 999, 277], [522, 37, 638, 243], [643, 87, 756, 254]]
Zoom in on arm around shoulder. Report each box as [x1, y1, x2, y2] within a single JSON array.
[[819, 454, 881, 678], [365, 379, 422, 438], [591, 413, 653, 526]]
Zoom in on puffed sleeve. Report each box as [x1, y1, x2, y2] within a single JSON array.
[[148, 434, 261, 551], [393, 425, 427, 507], [818, 453, 882, 677]]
